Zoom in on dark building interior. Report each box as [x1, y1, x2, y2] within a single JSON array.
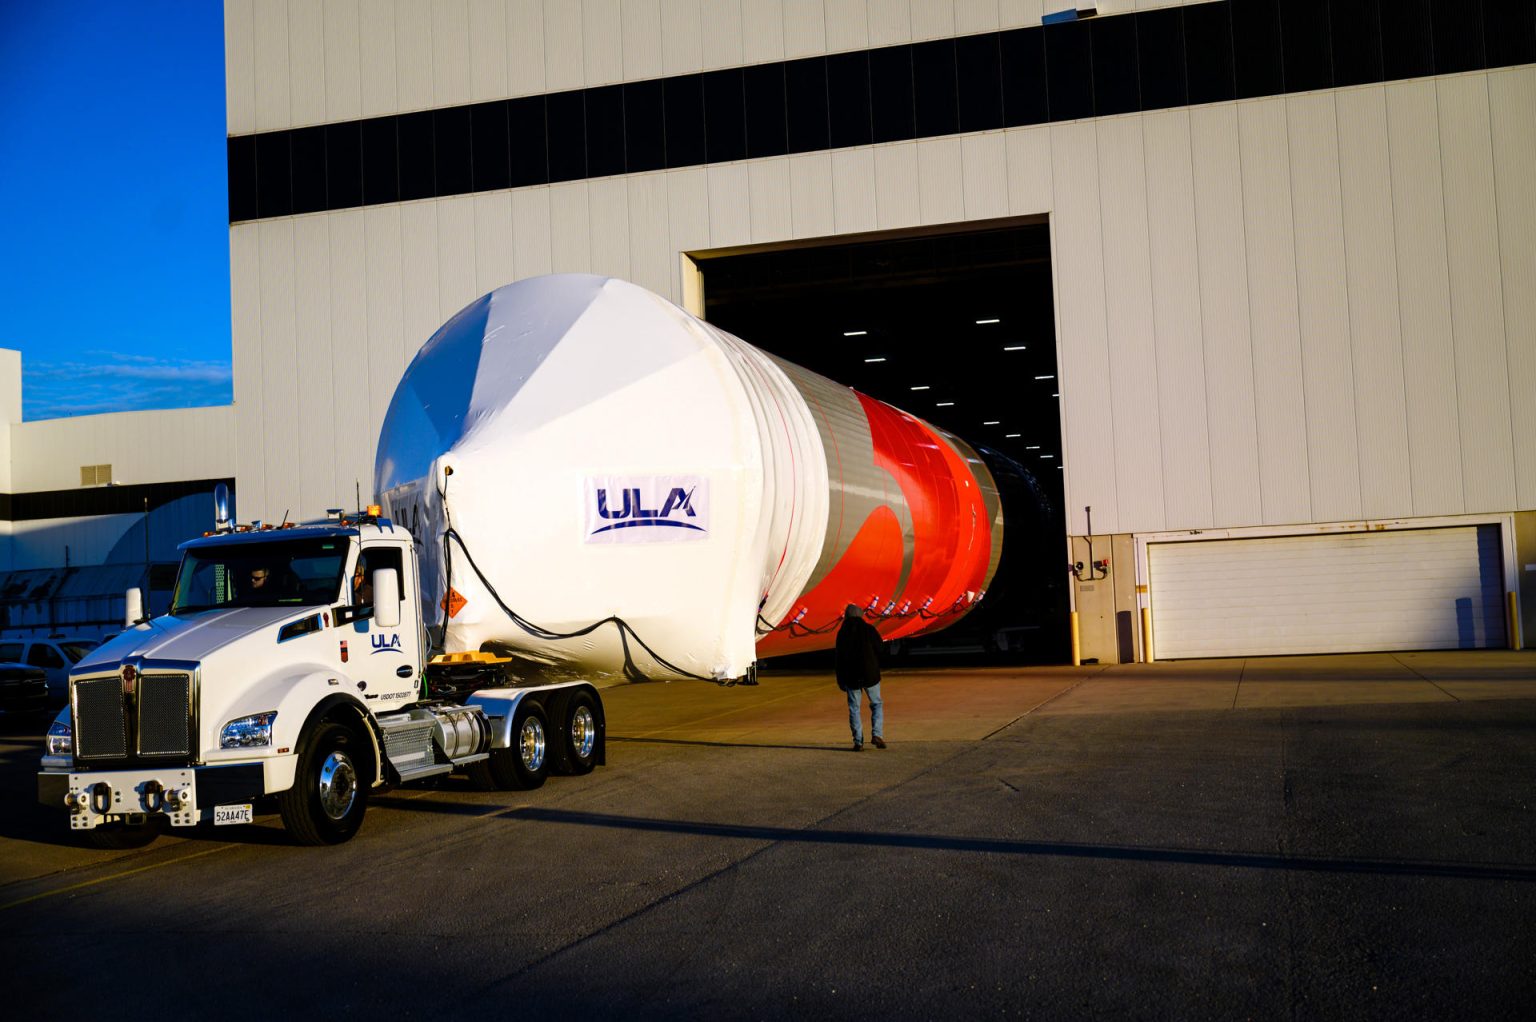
[[701, 222, 1069, 663]]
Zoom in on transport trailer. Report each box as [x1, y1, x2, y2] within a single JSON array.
[[37, 503, 603, 848]]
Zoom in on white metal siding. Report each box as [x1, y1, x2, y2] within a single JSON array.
[[1336, 86, 1411, 520], [257, 221, 301, 523], [1288, 92, 1363, 524], [432, 0, 474, 109], [1189, 103, 1262, 530], [287, 0, 326, 127], [1143, 108, 1214, 529], [358, 0, 399, 117], [874, 142, 921, 230], [251, 0, 290, 132], [9, 408, 236, 494], [790, 153, 836, 237], [1052, 121, 1117, 537], [225, 0, 1218, 132], [293, 217, 337, 513], [1098, 117, 1166, 532], [960, 133, 1008, 221], [1439, 75, 1516, 515], [1003, 124, 1051, 214], [468, 0, 510, 101], [917, 137, 965, 226], [1239, 98, 1310, 527], [700, 0, 744, 69], [622, 0, 664, 79], [1150, 527, 1508, 659], [323, 0, 364, 121], [1490, 69, 1536, 511], [830, 148, 877, 233], [743, 0, 788, 64], [1388, 78, 1464, 517], [749, 160, 794, 242]]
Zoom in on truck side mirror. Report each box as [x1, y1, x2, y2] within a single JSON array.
[[372, 568, 401, 628], [124, 587, 145, 627]]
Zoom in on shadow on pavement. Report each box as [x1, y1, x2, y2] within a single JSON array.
[[500, 807, 1536, 883]]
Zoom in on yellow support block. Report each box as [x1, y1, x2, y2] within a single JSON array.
[[1069, 612, 1081, 667], [1141, 606, 1154, 663], [1509, 591, 1522, 650], [430, 650, 512, 665]]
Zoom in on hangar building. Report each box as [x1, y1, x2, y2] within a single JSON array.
[[222, 0, 1535, 663]]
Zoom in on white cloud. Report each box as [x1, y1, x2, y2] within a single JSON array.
[[24, 353, 232, 420]]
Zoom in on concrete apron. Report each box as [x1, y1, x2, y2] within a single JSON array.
[[602, 651, 1536, 745]]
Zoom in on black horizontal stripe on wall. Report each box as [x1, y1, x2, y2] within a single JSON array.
[[227, 0, 1536, 223], [0, 479, 235, 523]]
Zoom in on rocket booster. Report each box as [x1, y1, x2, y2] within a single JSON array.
[[376, 274, 1002, 683]]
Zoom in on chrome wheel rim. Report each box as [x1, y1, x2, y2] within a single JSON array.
[[570, 705, 596, 760], [317, 750, 357, 820], [520, 717, 546, 772]]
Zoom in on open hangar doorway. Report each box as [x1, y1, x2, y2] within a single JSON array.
[[694, 220, 1070, 665]]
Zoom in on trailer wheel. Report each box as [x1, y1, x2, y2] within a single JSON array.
[[467, 701, 549, 790], [279, 721, 369, 845], [559, 692, 600, 775]]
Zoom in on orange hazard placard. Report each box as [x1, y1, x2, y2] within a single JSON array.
[[441, 588, 467, 618]]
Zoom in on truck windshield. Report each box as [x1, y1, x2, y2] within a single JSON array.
[[171, 538, 349, 613]]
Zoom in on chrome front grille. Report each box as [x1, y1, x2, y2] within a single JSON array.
[[74, 677, 127, 759], [73, 669, 197, 764], [138, 674, 192, 756]]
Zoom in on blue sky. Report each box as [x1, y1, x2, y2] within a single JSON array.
[[0, 3, 230, 421]]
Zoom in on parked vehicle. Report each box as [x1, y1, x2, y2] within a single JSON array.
[[0, 662, 50, 716], [0, 637, 99, 704]]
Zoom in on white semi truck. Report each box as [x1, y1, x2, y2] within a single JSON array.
[[36, 495, 603, 847]]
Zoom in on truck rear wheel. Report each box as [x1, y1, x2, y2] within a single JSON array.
[[279, 721, 369, 845], [558, 692, 599, 775], [466, 700, 549, 791]]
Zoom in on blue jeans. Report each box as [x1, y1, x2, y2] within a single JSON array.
[[847, 683, 883, 744]]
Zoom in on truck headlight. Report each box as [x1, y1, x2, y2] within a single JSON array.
[[46, 720, 72, 756], [220, 711, 278, 749]]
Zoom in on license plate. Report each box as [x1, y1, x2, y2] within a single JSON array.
[[214, 804, 253, 826]]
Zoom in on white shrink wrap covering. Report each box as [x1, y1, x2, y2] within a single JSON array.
[[377, 275, 1002, 684]]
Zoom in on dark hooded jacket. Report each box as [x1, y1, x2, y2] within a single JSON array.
[[834, 605, 883, 692]]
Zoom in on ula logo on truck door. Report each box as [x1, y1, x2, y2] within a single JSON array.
[[371, 633, 403, 654], [585, 476, 709, 544]]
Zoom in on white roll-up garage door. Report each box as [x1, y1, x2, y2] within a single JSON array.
[[1149, 526, 1506, 659]]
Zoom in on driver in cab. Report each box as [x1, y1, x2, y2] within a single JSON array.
[[245, 565, 276, 599]]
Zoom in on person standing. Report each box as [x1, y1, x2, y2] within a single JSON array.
[[835, 604, 886, 751]]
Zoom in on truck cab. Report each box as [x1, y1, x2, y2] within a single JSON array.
[[38, 510, 604, 847]]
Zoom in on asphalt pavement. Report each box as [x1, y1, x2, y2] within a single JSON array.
[[2, 652, 1534, 1019]]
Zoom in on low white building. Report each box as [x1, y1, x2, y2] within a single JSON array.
[[0, 350, 234, 636]]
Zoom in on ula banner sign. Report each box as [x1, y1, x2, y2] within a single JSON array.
[[584, 476, 710, 544]]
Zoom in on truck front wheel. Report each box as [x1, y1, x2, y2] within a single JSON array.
[[279, 721, 369, 845], [467, 701, 549, 791]]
